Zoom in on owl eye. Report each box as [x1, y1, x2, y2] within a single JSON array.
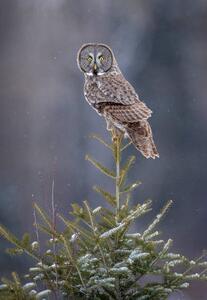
[[99, 55, 104, 62], [87, 55, 93, 62]]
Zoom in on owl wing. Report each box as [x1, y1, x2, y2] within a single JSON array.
[[97, 74, 152, 120], [103, 103, 150, 122]]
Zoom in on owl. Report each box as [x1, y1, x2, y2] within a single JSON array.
[[77, 43, 159, 159]]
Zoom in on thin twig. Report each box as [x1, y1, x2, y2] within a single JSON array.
[[33, 207, 40, 251], [51, 179, 58, 299], [30, 204, 59, 295]]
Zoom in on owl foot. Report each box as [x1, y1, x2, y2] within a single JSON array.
[[111, 127, 123, 143]]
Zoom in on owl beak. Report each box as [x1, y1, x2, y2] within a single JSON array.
[[93, 63, 98, 75]]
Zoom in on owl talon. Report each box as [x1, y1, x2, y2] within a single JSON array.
[[111, 128, 123, 145], [112, 135, 117, 143]]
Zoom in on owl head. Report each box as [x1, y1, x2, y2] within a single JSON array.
[[77, 43, 114, 76]]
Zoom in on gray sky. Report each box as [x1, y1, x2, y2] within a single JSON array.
[[0, 0, 207, 298]]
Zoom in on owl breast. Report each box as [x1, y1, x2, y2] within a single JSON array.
[[84, 78, 104, 110]]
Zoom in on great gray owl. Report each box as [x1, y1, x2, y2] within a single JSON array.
[[77, 43, 159, 159]]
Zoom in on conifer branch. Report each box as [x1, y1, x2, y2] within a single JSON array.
[[0, 225, 40, 262], [86, 154, 116, 178], [93, 185, 116, 207], [90, 133, 113, 150], [83, 201, 108, 270], [61, 235, 86, 289]]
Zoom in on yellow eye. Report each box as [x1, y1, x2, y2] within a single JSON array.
[[99, 55, 104, 62], [87, 55, 93, 62]]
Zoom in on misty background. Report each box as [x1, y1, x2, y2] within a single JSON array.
[[0, 0, 207, 299]]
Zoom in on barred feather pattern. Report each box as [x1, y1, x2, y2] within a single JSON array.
[[101, 104, 159, 159], [126, 120, 159, 159], [78, 43, 159, 159], [84, 74, 159, 159]]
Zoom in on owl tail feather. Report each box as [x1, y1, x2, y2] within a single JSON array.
[[126, 120, 159, 159]]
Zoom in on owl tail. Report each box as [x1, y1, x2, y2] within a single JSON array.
[[126, 120, 159, 159]]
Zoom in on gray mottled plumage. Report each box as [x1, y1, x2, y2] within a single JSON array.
[[77, 43, 159, 159]]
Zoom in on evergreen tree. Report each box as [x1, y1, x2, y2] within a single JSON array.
[[0, 132, 207, 299]]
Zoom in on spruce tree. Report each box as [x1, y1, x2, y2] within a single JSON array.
[[0, 132, 207, 299]]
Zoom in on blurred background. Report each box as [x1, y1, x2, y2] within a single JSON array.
[[0, 0, 207, 298]]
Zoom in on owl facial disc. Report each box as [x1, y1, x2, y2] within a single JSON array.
[[77, 43, 113, 75]]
